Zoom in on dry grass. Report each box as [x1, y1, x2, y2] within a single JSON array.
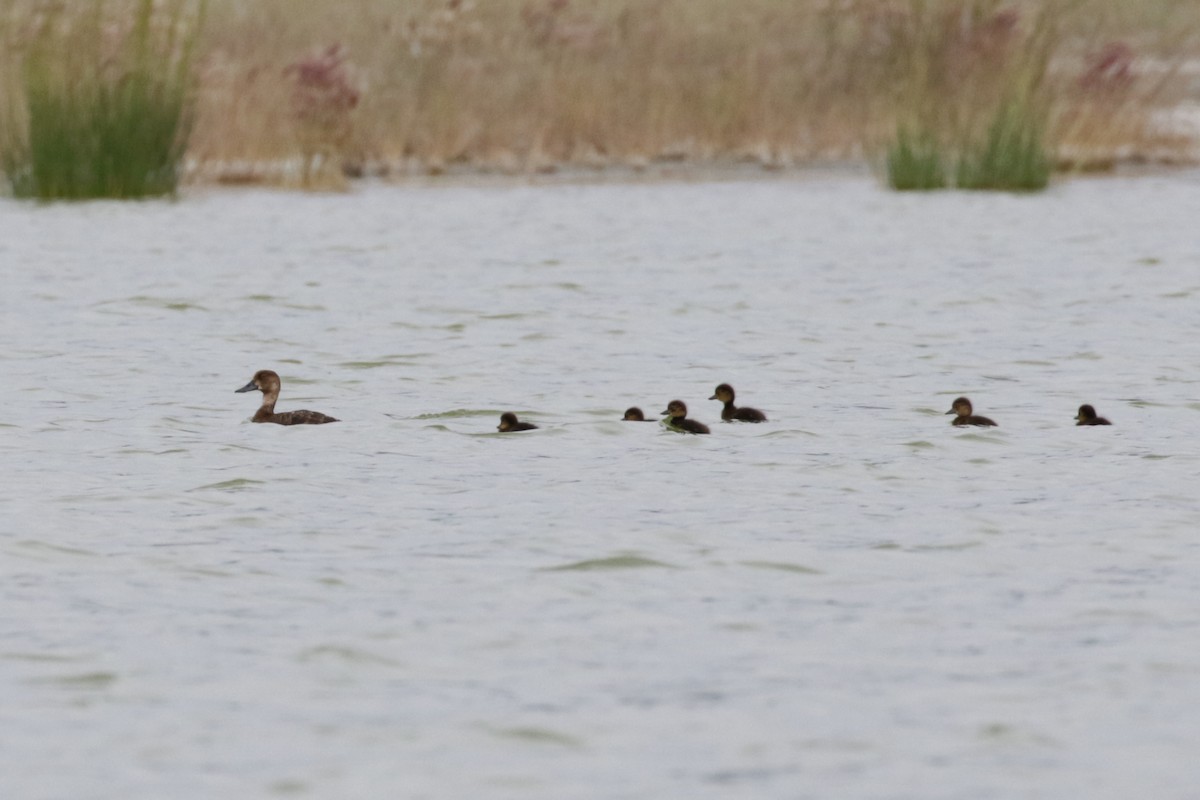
[[4, 0, 1199, 186]]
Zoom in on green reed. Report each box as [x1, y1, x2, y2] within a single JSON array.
[[888, 99, 1050, 192], [2, 0, 205, 200], [955, 97, 1051, 191], [883, 1, 1055, 193], [886, 127, 948, 190]]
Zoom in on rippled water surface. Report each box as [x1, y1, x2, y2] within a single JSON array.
[[3, 172, 1200, 799]]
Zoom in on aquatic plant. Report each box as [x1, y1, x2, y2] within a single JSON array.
[[1, 0, 205, 200], [955, 96, 1050, 191], [878, 2, 1059, 192], [886, 127, 948, 190]]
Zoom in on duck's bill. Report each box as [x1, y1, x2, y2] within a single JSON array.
[[235, 380, 258, 393]]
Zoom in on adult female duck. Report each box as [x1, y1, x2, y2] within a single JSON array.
[[236, 370, 338, 425]]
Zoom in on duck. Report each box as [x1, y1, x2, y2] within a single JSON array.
[[945, 396, 997, 427], [235, 369, 338, 425], [1075, 404, 1112, 426], [709, 383, 767, 422], [497, 412, 538, 432], [661, 400, 710, 434], [623, 407, 650, 421]]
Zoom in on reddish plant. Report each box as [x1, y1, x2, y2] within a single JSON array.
[[284, 44, 360, 127], [1079, 41, 1135, 92], [283, 44, 360, 184]]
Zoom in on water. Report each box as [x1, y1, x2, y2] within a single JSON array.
[[2, 170, 1200, 799]]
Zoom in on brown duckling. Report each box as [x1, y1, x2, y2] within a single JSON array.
[[661, 400, 710, 435], [709, 383, 767, 422], [498, 412, 538, 432], [1075, 404, 1112, 426], [236, 369, 338, 425], [622, 407, 651, 421], [945, 396, 997, 427]]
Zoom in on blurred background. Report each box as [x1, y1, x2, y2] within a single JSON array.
[[1, 0, 1198, 194]]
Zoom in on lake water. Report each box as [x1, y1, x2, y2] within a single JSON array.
[[3, 170, 1200, 799]]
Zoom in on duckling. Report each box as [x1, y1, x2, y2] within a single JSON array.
[[709, 383, 767, 422], [236, 369, 338, 425], [1075, 404, 1112, 426], [945, 396, 997, 427], [497, 412, 538, 432], [661, 400, 710, 435], [623, 407, 650, 421]]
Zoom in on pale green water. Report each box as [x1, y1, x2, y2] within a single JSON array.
[[2, 172, 1200, 799]]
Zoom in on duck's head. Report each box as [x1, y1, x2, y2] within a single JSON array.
[[709, 383, 735, 403], [661, 400, 688, 419], [1076, 404, 1097, 423], [946, 396, 973, 417], [497, 412, 520, 432], [623, 407, 645, 421], [236, 369, 281, 395]]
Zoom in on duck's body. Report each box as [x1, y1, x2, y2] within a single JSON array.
[[498, 412, 538, 432], [709, 383, 766, 422], [1075, 404, 1112, 426], [946, 396, 996, 427], [623, 407, 651, 421], [661, 400, 710, 435], [236, 370, 338, 425]]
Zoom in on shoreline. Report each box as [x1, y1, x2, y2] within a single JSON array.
[[183, 152, 1200, 192], [7, 1, 1200, 197]]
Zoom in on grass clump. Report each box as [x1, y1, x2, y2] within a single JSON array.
[[881, 1, 1057, 192], [955, 98, 1050, 190], [889, 99, 1052, 192], [1, 0, 205, 200], [886, 127, 948, 190]]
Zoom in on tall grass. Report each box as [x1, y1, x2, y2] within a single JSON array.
[[955, 98, 1051, 190], [5, 0, 1194, 186], [887, 127, 948, 190], [880, 1, 1058, 191], [1, 0, 205, 200]]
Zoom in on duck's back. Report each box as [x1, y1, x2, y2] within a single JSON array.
[[258, 409, 339, 425], [953, 415, 997, 427]]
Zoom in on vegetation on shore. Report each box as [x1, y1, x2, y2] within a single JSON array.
[[1, 0, 204, 199], [1, 0, 1197, 193], [883, 3, 1057, 191]]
